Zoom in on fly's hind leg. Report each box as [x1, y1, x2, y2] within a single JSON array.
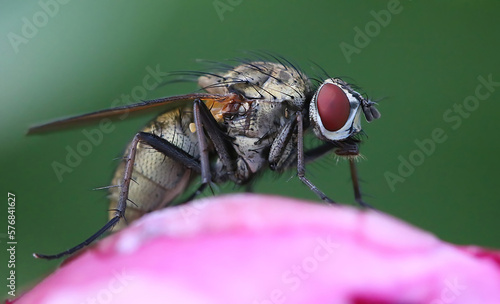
[[34, 131, 203, 260]]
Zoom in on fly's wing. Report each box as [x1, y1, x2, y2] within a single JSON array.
[[27, 93, 230, 134]]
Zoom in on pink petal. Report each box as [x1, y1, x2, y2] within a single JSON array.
[[10, 194, 500, 303]]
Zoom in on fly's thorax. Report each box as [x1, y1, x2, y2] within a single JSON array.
[[309, 78, 365, 142], [109, 107, 199, 227], [197, 61, 314, 183], [198, 61, 312, 109]]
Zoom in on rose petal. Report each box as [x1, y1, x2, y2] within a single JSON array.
[[10, 194, 500, 303]]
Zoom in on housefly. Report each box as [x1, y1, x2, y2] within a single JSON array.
[[29, 57, 380, 259]]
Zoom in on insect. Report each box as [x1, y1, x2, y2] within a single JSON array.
[[29, 57, 380, 259]]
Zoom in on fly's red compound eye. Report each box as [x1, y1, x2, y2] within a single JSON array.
[[317, 83, 350, 132]]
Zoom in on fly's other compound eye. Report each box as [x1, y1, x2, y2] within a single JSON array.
[[316, 83, 350, 132]]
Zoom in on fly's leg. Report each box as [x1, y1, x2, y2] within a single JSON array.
[[335, 143, 374, 209], [146, 98, 233, 206], [173, 183, 209, 206], [244, 184, 254, 193], [348, 158, 373, 209], [268, 112, 334, 203], [304, 142, 336, 164], [273, 119, 374, 209], [193, 101, 212, 186], [295, 112, 336, 204], [33, 215, 122, 260], [193, 99, 235, 179], [173, 99, 235, 205], [34, 132, 202, 260], [268, 115, 297, 170], [296, 112, 335, 204], [33, 134, 142, 260]]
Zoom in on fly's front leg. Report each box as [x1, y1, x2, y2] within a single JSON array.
[[275, 121, 373, 209], [348, 158, 373, 209], [335, 144, 374, 209], [304, 142, 336, 164], [268, 115, 297, 170], [34, 132, 202, 260], [295, 112, 336, 204]]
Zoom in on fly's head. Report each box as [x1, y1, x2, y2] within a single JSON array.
[[309, 78, 380, 143]]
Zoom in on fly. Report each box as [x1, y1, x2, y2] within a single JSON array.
[[28, 58, 381, 259]]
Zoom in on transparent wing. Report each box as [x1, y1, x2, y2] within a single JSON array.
[[27, 93, 229, 134]]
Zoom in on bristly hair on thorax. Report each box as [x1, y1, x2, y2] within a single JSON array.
[[161, 50, 375, 108], [159, 51, 378, 152]]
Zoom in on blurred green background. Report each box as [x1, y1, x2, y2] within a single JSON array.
[[1, 0, 500, 298]]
